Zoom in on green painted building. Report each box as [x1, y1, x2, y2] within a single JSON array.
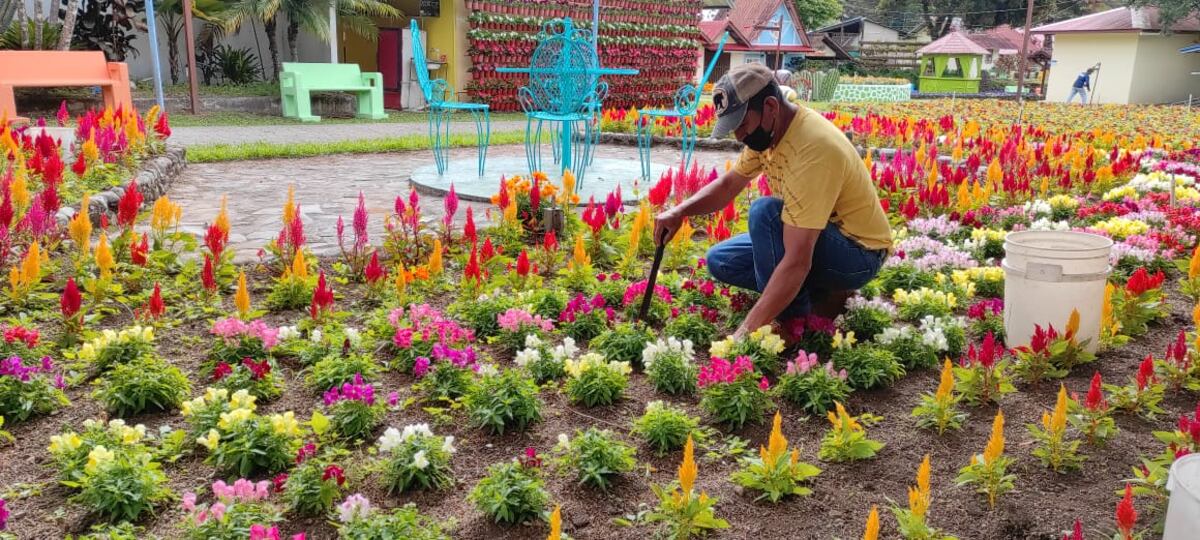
[[916, 31, 987, 93]]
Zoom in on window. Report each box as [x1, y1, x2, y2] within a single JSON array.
[[922, 58, 936, 77], [743, 52, 766, 65], [942, 57, 964, 78]]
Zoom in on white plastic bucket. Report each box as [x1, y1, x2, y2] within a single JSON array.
[[1002, 230, 1112, 353], [1164, 453, 1200, 540]]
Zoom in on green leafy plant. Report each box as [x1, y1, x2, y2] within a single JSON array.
[[265, 269, 313, 311], [643, 337, 698, 395], [1105, 355, 1166, 419], [955, 410, 1016, 508], [953, 332, 1015, 405], [323, 380, 386, 441], [776, 351, 851, 415], [76, 325, 156, 372], [875, 326, 939, 370], [1027, 385, 1086, 473], [93, 355, 190, 417], [513, 334, 571, 383], [818, 403, 884, 463], [553, 427, 636, 489], [912, 360, 968, 435], [0, 356, 69, 422], [564, 353, 630, 407], [632, 401, 701, 456], [730, 413, 821, 502], [664, 311, 718, 349], [840, 297, 896, 341], [179, 478, 282, 540], [196, 405, 306, 478], [450, 293, 515, 338], [646, 436, 729, 538], [305, 353, 381, 391], [282, 449, 348, 516], [375, 424, 456, 494], [465, 368, 542, 434], [590, 322, 654, 368], [1011, 317, 1092, 383], [335, 500, 451, 540], [468, 458, 548, 525], [416, 362, 476, 400], [888, 454, 957, 540], [71, 446, 172, 522], [831, 341, 904, 390], [698, 356, 772, 430], [892, 287, 956, 322], [1068, 372, 1118, 445]]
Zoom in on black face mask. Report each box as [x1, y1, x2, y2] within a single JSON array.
[[742, 124, 773, 152]]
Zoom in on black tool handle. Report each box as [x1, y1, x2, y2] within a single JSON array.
[[638, 238, 667, 323]]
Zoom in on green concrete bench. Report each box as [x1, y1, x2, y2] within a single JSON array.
[[280, 62, 386, 122]]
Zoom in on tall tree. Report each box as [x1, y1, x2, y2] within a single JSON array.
[[280, 0, 400, 62], [1125, 0, 1200, 32], [221, 0, 281, 79], [155, 0, 228, 84], [875, 0, 1085, 38], [795, 0, 844, 30]]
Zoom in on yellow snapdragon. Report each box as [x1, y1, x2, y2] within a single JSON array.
[[1046, 194, 1078, 210], [892, 287, 958, 310], [564, 352, 631, 378], [49, 433, 83, 454], [218, 407, 254, 429], [85, 445, 115, 474], [198, 429, 220, 450], [1091, 217, 1149, 240], [270, 411, 303, 437], [748, 326, 786, 355]]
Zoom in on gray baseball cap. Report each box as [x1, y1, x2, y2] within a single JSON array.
[[710, 63, 775, 140]]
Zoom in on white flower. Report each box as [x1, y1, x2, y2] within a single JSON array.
[[310, 329, 323, 344], [524, 334, 543, 349], [277, 326, 299, 341], [400, 423, 433, 442], [515, 348, 540, 367], [442, 436, 456, 454], [477, 364, 499, 377], [412, 450, 429, 470], [551, 338, 578, 362], [557, 433, 570, 447], [345, 328, 362, 346], [337, 494, 371, 523], [378, 427, 404, 453]]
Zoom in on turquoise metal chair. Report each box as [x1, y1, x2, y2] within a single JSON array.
[[411, 19, 490, 176], [636, 32, 727, 182], [516, 18, 607, 185]]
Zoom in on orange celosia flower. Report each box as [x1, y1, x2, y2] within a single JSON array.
[[1189, 245, 1200, 280], [761, 411, 788, 464], [235, 271, 250, 317], [561, 170, 576, 205], [547, 505, 562, 540], [95, 234, 115, 277], [69, 194, 93, 257], [862, 506, 879, 540], [10, 169, 29, 212], [671, 218, 694, 247], [215, 196, 231, 236], [428, 239, 443, 275], [570, 233, 590, 269], [282, 185, 296, 226], [935, 358, 954, 401], [908, 454, 931, 520], [1042, 384, 1069, 434], [1192, 302, 1200, 329], [983, 410, 1005, 464], [1065, 308, 1080, 341], [150, 195, 182, 234], [678, 434, 697, 494], [290, 250, 308, 280]]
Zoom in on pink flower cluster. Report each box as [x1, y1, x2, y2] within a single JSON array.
[[2, 324, 39, 348], [249, 524, 305, 540], [0, 355, 56, 383], [211, 318, 280, 350], [967, 298, 1004, 320], [497, 308, 554, 333], [785, 314, 837, 337], [786, 350, 848, 380], [622, 280, 673, 306], [559, 293, 614, 323], [183, 478, 271, 525], [390, 305, 474, 349], [413, 343, 479, 378], [323, 374, 376, 406], [697, 356, 755, 388]]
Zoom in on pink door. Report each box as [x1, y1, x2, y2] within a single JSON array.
[[377, 28, 401, 109]]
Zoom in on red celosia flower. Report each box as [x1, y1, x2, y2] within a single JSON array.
[[71, 154, 87, 176], [155, 112, 171, 138], [205, 223, 227, 260], [496, 177, 509, 210], [146, 283, 165, 319], [443, 183, 458, 231], [130, 234, 148, 266], [201, 254, 217, 293], [481, 237, 495, 262], [117, 182, 143, 228], [530, 176, 541, 212], [322, 464, 346, 486], [1125, 267, 1165, 296], [56, 101, 69, 127], [582, 197, 605, 235], [1084, 371, 1107, 411], [310, 272, 334, 320], [463, 206, 476, 244], [1115, 484, 1137, 539], [60, 278, 81, 319], [604, 187, 622, 220], [464, 243, 482, 285], [515, 249, 531, 277], [648, 173, 672, 207], [1061, 519, 1083, 540], [543, 231, 557, 252], [1136, 355, 1155, 391], [722, 201, 737, 224], [212, 361, 233, 381], [364, 252, 385, 284]]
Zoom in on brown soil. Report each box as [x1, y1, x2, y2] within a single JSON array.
[[0, 264, 1190, 540]]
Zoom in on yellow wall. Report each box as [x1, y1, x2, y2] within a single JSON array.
[[337, 0, 469, 96], [1044, 32, 1138, 104], [1129, 33, 1200, 104]]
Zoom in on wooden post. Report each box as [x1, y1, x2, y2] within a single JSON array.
[[1015, 0, 1034, 103], [182, 0, 201, 114]]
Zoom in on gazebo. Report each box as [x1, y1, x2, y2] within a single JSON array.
[[916, 31, 987, 93]]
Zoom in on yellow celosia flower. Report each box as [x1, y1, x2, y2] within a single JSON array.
[[82, 131, 99, 163], [1102, 283, 1121, 337], [69, 193, 93, 256], [1189, 246, 1200, 280], [11, 169, 28, 212], [547, 505, 562, 540], [150, 195, 182, 234], [983, 410, 1005, 463], [863, 505, 880, 540], [235, 271, 250, 316], [282, 185, 296, 226], [1043, 384, 1069, 434], [290, 250, 308, 280], [429, 239, 443, 275], [827, 402, 862, 432], [671, 217, 695, 247], [215, 195, 231, 235], [678, 434, 697, 494], [570, 233, 590, 269], [503, 200, 518, 223], [935, 358, 954, 401], [95, 235, 114, 277], [561, 170, 576, 205], [908, 454, 932, 519], [85, 445, 115, 475], [762, 411, 788, 463], [1193, 302, 1200, 329], [198, 429, 220, 451], [1066, 309, 1081, 341]]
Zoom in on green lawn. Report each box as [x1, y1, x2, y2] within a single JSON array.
[[187, 131, 525, 163]]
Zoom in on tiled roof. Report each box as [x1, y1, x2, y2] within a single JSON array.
[[917, 31, 989, 55], [1031, 7, 1200, 33], [968, 24, 1043, 53], [700, 0, 813, 52]]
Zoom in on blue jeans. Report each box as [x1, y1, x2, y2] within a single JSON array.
[[706, 197, 886, 319], [1067, 86, 1088, 104]]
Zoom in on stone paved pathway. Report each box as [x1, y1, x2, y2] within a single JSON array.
[[169, 144, 740, 262], [170, 120, 527, 147]]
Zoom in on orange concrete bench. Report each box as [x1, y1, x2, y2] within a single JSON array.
[[0, 51, 133, 122]]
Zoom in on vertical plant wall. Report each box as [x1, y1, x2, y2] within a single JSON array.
[[464, 0, 702, 112]]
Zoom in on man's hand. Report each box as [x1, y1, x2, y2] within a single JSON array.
[[654, 208, 684, 246]]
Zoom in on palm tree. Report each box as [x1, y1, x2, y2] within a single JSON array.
[[222, 0, 282, 80], [281, 0, 399, 62], [155, 0, 229, 84]]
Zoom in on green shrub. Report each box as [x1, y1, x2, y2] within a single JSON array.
[[468, 461, 548, 525], [336, 503, 451, 540], [282, 450, 348, 516], [632, 401, 700, 456], [465, 369, 542, 434], [0, 357, 69, 422], [94, 356, 191, 417], [72, 447, 172, 522], [306, 353, 381, 391], [376, 424, 456, 494], [664, 311, 718, 349], [831, 344, 905, 390], [776, 353, 851, 415], [590, 322, 653, 369], [553, 428, 636, 489], [643, 337, 698, 395], [564, 353, 630, 407]]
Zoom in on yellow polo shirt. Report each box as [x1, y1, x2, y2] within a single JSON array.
[[733, 105, 892, 251]]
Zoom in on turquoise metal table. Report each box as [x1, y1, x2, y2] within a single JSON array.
[[497, 18, 637, 183]]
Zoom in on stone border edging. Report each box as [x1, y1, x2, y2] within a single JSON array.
[[54, 144, 188, 227], [597, 132, 744, 152]]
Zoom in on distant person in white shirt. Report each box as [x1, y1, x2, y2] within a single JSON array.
[[775, 69, 798, 102], [1067, 66, 1096, 104]]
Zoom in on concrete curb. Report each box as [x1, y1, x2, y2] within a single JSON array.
[[55, 144, 189, 227], [597, 132, 745, 152]]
